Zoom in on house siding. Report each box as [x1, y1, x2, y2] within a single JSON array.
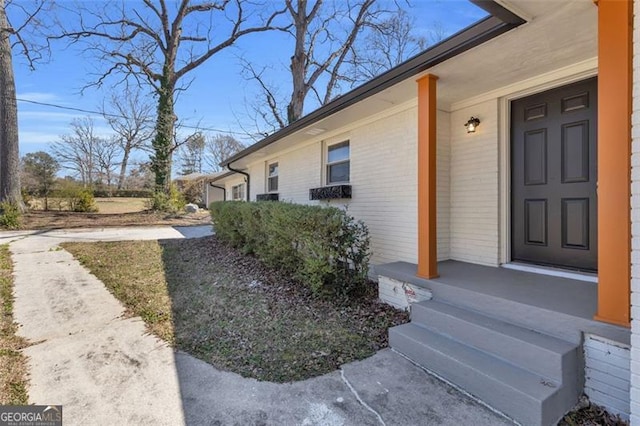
[[449, 99, 500, 266], [630, 0, 640, 423]]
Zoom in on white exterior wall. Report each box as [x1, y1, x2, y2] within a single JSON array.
[[630, 0, 640, 423], [248, 162, 266, 201], [278, 141, 323, 205], [244, 104, 451, 266], [342, 107, 419, 265], [449, 99, 500, 266], [205, 184, 225, 206], [437, 110, 452, 261]]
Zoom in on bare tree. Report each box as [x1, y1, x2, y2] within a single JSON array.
[[347, 9, 428, 81], [101, 86, 154, 189], [125, 161, 154, 190], [51, 116, 105, 187], [94, 136, 121, 189], [244, 0, 378, 131], [178, 131, 205, 175], [205, 133, 244, 172], [0, 0, 52, 209], [56, 0, 288, 202]]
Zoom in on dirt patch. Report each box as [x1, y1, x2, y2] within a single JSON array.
[[0, 245, 29, 404], [28, 197, 149, 214], [62, 236, 409, 382], [22, 210, 211, 230]]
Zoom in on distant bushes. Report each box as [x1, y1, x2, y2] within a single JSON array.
[[210, 201, 370, 298], [46, 183, 98, 212], [92, 189, 153, 198]]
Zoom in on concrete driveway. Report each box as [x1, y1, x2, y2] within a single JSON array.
[[5, 225, 512, 426]]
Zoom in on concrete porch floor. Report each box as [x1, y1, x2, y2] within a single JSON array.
[[376, 260, 629, 345]]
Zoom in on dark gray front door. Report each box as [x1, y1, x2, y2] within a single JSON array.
[[511, 77, 597, 271]]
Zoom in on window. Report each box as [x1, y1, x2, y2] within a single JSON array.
[[231, 183, 245, 201], [326, 141, 350, 184], [268, 162, 279, 192]]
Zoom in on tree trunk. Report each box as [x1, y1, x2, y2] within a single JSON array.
[[0, 1, 24, 210], [151, 76, 176, 196], [117, 148, 130, 190], [287, 1, 308, 124]]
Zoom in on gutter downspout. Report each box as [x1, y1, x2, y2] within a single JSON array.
[[208, 182, 226, 201], [226, 162, 250, 201]]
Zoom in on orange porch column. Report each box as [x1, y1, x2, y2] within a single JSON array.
[[595, 0, 632, 326], [417, 74, 439, 279]]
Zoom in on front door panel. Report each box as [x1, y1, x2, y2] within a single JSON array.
[[511, 77, 597, 271]]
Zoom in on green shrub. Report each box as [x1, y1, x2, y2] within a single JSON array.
[[210, 201, 371, 298], [53, 182, 98, 212], [147, 184, 186, 213], [72, 189, 98, 212], [0, 203, 21, 229]]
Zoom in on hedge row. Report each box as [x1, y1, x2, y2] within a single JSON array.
[[209, 201, 371, 297], [92, 189, 153, 198]]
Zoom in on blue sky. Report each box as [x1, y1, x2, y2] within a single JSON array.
[[11, 0, 487, 166]]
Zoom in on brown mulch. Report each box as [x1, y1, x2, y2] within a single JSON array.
[[21, 210, 212, 230], [559, 396, 629, 426]]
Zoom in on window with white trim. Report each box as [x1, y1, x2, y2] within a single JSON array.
[[231, 183, 245, 201], [326, 141, 350, 185], [267, 162, 279, 192]]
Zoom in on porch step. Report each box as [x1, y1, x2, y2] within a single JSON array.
[[390, 323, 576, 426], [390, 299, 581, 425], [410, 300, 580, 382]]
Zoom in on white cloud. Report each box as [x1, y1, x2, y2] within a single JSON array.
[[16, 92, 61, 103], [19, 131, 61, 145], [18, 110, 83, 122]]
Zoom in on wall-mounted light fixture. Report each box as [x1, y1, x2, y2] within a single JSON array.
[[464, 116, 481, 133]]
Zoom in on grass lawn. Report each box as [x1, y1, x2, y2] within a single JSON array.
[[62, 236, 408, 382], [0, 245, 29, 404]]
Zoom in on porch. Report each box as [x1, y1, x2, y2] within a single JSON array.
[[377, 260, 630, 425]]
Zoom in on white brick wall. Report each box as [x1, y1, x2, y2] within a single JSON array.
[[278, 141, 322, 205], [449, 100, 500, 266], [585, 334, 631, 419], [631, 1, 640, 423]]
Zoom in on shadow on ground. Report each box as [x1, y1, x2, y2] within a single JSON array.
[[155, 236, 513, 426]]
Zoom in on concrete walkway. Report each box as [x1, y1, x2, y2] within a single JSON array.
[[6, 226, 513, 426]]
